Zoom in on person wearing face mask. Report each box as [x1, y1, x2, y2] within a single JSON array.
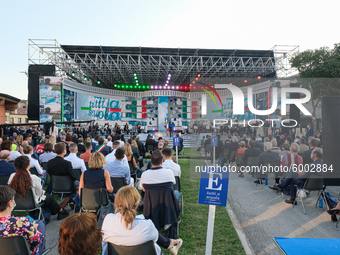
[[0, 185, 46, 255], [269, 148, 323, 204]]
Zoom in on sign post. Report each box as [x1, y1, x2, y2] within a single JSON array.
[[173, 136, 180, 163], [198, 136, 224, 255]]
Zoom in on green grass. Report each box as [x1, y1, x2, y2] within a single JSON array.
[[165, 147, 245, 255]]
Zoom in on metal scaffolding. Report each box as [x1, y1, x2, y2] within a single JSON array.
[[29, 39, 299, 88]]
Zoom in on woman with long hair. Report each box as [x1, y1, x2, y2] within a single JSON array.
[[102, 186, 182, 255], [58, 213, 102, 255], [74, 152, 113, 213], [16, 134, 24, 147], [8, 156, 69, 222], [124, 143, 138, 183], [49, 136, 57, 150]]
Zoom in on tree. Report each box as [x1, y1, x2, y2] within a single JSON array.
[[44, 78, 51, 85], [290, 43, 340, 131], [45, 107, 51, 114]]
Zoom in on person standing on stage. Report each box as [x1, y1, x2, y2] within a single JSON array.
[[169, 121, 175, 138]]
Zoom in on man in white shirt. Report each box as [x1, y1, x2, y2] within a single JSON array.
[[115, 134, 125, 148], [140, 150, 175, 189], [107, 136, 113, 149], [162, 147, 181, 177], [105, 141, 129, 167], [64, 143, 87, 172], [23, 145, 47, 182]]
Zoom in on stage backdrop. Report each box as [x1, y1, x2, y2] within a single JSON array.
[[158, 96, 168, 132], [39, 76, 62, 122], [76, 93, 121, 121]]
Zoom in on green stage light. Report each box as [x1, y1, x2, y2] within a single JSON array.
[[117, 85, 121, 88], [134, 73, 137, 76], [142, 85, 145, 89], [134, 85, 137, 88], [84, 76, 88, 81], [71, 72, 75, 77], [122, 85, 125, 89], [147, 85, 150, 89], [97, 80, 101, 85], [130, 85, 133, 89], [138, 85, 141, 89]]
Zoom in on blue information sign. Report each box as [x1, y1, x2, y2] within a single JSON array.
[[198, 166, 229, 207], [173, 136, 180, 146], [211, 137, 218, 147]]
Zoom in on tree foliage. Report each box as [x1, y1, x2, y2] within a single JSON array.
[[290, 44, 340, 129]]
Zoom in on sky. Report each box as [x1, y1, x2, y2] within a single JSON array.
[[1, 0, 339, 100]]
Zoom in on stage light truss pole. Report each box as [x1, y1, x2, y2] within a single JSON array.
[[29, 39, 298, 88], [270, 45, 300, 78]]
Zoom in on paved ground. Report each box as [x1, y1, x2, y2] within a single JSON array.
[[226, 170, 340, 255]]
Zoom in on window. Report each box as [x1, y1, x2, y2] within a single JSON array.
[[25, 118, 28, 123], [10, 118, 14, 123], [18, 118, 21, 123]]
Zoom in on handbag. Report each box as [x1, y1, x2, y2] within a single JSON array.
[[96, 190, 115, 229]]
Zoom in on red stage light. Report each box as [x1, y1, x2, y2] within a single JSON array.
[[180, 86, 183, 89], [184, 86, 187, 90], [197, 74, 201, 77], [257, 75, 262, 79]]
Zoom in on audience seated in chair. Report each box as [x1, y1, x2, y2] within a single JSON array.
[[0, 150, 16, 176], [255, 142, 280, 184], [140, 151, 180, 239], [8, 156, 69, 222], [105, 148, 132, 186], [106, 141, 129, 166], [79, 142, 92, 163], [74, 152, 113, 213], [0, 185, 46, 255], [64, 143, 87, 173], [269, 148, 323, 204], [162, 147, 181, 177], [39, 143, 56, 163], [102, 186, 182, 255], [58, 213, 102, 255], [47, 142, 78, 206]]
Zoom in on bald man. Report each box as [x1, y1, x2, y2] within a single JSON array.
[[0, 150, 16, 176]]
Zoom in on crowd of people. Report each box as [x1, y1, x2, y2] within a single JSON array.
[[201, 129, 324, 205], [0, 124, 183, 255]]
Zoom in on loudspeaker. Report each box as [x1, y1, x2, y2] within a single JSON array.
[[28, 65, 55, 120], [322, 96, 340, 185]]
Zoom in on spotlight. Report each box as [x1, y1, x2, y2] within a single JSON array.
[[195, 78, 198, 80], [114, 84, 117, 87], [176, 86, 179, 89], [184, 86, 188, 90], [172, 86, 175, 89], [197, 74, 201, 77], [71, 71, 75, 77], [142, 85, 145, 89], [159, 86, 162, 89], [150, 86, 154, 89], [192, 81, 195, 84], [97, 80, 101, 85], [146, 85, 150, 89], [155, 86, 158, 89], [84, 76, 88, 81], [180, 86, 183, 89], [244, 79, 248, 83], [257, 75, 262, 79]]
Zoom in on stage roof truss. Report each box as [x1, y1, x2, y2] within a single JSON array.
[[28, 39, 299, 88]]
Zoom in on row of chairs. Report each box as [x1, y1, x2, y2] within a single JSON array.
[[0, 235, 158, 255]]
